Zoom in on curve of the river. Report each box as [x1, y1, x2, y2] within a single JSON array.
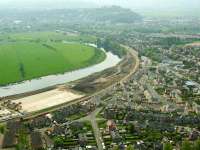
[[0, 48, 121, 97]]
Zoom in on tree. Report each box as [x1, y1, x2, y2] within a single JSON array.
[[126, 124, 135, 134], [97, 38, 102, 48], [0, 125, 5, 134], [113, 145, 120, 150], [19, 63, 25, 79], [181, 140, 192, 150], [54, 137, 64, 147], [126, 145, 135, 150], [163, 143, 173, 150], [194, 139, 200, 150]]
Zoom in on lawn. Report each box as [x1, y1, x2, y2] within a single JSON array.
[[0, 32, 105, 85]]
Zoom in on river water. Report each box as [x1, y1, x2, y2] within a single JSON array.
[[0, 48, 121, 97]]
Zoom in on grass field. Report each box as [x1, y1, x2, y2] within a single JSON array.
[[0, 31, 97, 43], [0, 32, 105, 85]]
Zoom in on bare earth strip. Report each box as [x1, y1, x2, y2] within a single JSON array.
[[185, 42, 200, 47], [13, 89, 84, 113]]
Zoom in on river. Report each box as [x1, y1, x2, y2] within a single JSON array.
[[0, 47, 121, 97]]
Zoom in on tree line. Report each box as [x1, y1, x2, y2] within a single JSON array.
[[97, 38, 126, 58]]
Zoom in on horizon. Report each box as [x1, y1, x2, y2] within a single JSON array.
[[0, 0, 199, 17]]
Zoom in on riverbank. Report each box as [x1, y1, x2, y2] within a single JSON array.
[[23, 46, 139, 120], [0, 51, 120, 98], [0, 46, 138, 122], [0, 42, 106, 86]]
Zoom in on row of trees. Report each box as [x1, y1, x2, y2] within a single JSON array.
[[112, 139, 200, 150], [97, 38, 126, 58], [164, 140, 200, 150], [139, 48, 162, 62]]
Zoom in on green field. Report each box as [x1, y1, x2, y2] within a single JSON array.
[[0, 32, 106, 85]]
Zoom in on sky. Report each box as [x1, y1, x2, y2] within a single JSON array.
[[0, 0, 199, 16], [1, 0, 199, 8]]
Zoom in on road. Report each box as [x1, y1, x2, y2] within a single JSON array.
[[75, 46, 140, 150], [0, 45, 140, 122], [77, 107, 104, 150], [82, 45, 140, 100], [22, 45, 139, 121], [2, 45, 140, 150], [29, 45, 140, 150], [120, 45, 140, 83]]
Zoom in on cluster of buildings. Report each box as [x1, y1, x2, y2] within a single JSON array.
[[1, 27, 200, 149]]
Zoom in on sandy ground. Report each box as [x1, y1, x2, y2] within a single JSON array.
[[13, 89, 84, 113]]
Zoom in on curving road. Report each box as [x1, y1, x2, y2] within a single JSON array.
[[24, 45, 139, 119], [75, 46, 140, 150]]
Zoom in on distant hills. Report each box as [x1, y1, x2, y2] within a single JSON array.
[[0, 6, 142, 24], [76, 6, 142, 23]]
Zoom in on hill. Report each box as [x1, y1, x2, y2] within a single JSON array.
[[0, 6, 142, 24]]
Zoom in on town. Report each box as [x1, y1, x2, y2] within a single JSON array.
[[0, 2, 200, 150]]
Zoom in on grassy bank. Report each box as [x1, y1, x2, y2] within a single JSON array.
[[0, 32, 105, 85]]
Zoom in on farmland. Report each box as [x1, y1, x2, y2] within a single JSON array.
[[0, 32, 106, 85]]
